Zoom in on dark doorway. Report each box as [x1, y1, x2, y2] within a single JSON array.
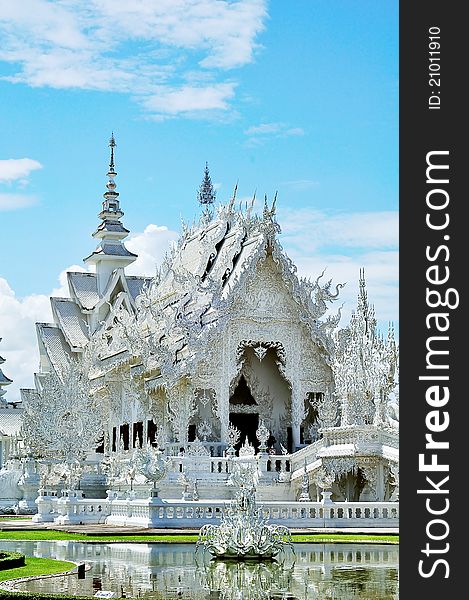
[[230, 375, 257, 406], [120, 423, 130, 451], [188, 424, 196, 442], [230, 412, 259, 454], [147, 419, 157, 446]]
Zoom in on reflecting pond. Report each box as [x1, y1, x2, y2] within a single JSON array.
[[0, 541, 398, 599]]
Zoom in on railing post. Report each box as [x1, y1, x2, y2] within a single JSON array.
[[321, 490, 333, 525]]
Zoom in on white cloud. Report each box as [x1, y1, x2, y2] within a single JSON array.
[[0, 193, 38, 211], [0, 158, 42, 183], [0, 0, 268, 118], [0, 158, 43, 210], [126, 224, 179, 276], [0, 277, 51, 402]]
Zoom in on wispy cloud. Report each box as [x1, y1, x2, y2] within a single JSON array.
[[0, 157, 42, 210], [280, 208, 398, 251], [244, 123, 304, 136], [0, 193, 38, 211], [244, 122, 305, 145], [0, 0, 268, 119], [141, 82, 237, 119]]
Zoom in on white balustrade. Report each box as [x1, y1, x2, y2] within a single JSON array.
[[49, 493, 398, 528]]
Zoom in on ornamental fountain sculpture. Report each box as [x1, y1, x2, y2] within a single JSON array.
[[197, 453, 293, 560]]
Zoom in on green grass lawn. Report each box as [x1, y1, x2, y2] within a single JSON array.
[[0, 556, 75, 582], [0, 530, 398, 544]]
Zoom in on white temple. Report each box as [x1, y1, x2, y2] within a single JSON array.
[[0, 137, 399, 527]]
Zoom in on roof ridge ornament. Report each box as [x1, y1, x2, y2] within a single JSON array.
[[260, 193, 281, 238]]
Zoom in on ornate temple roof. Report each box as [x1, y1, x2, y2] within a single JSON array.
[[0, 409, 23, 436], [50, 297, 90, 350], [23, 155, 345, 399], [36, 323, 72, 376], [67, 272, 101, 311], [88, 189, 346, 385]]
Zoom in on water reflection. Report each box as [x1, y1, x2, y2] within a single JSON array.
[[0, 541, 398, 599]]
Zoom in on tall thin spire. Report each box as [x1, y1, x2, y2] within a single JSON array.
[[84, 134, 137, 293]]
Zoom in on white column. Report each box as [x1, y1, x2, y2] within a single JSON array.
[[291, 386, 303, 451]]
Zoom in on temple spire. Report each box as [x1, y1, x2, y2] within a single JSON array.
[[102, 133, 121, 217], [197, 163, 216, 219], [84, 134, 137, 294], [109, 132, 116, 173]]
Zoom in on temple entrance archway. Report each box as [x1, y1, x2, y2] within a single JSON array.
[[229, 342, 292, 453]]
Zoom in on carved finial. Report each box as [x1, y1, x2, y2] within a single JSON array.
[[109, 132, 116, 174], [246, 190, 256, 221], [103, 133, 119, 203], [261, 193, 281, 237]]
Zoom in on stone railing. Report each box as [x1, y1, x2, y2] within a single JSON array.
[[165, 442, 227, 457], [164, 453, 293, 482], [34, 490, 398, 529], [258, 499, 399, 528], [320, 425, 399, 451]]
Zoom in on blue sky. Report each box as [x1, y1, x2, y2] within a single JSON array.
[[0, 1, 398, 400]]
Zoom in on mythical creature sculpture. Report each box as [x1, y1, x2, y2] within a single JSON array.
[[312, 270, 345, 319]]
